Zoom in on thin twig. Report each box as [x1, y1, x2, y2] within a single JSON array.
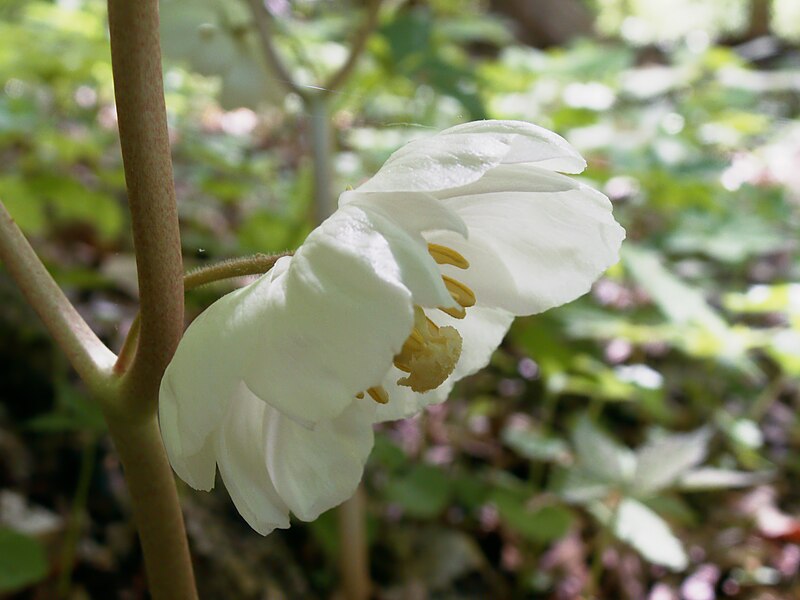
[[324, 0, 383, 92], [0, 201, 116, 390], [244, 0, 308, 99], [108, 0, 185, 404], [183, 251, 291, 291]]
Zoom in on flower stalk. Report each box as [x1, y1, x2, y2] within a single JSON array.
[[104, 0, 197, 597], [108, 0, 185, 407], [338, 486, 371, 600], [0, 201, 116, 392]]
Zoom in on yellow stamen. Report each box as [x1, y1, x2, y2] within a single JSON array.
[[442, 275, 476, 308], [393, 358, 412, 373], [407, 327, 425, 350], [355, 392, 364, 399], [393, 306, 463, 393], [428, 243, 469, 269], [439, 305, 466, 319], [367, 386, 389, 405]]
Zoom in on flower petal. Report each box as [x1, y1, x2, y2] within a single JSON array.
[[241, 205, 434, 424], [345, 196, 464, 308], [216, 386, 291, 535], [352, 120, 586, 195], [441, 120, 587, 173], [158, 391, 217, 491], [159, 283, 261, 457], [266, 400, 376, 522], [435, 166, 625, 315], [435, 305, 515, 382]]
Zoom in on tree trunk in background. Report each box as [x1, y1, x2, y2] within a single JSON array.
[[491, 0, 594, 48], [746, 0, 771, 38]]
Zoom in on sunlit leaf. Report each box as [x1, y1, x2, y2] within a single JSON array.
[[572, 416, 635, 485], [607, 498, 688, 571], [631, 428, 711, 496], [678, 468, 772, 491], [0, 528, 48, 592]]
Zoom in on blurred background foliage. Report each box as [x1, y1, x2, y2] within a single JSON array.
[[0, 0, 799, 598]]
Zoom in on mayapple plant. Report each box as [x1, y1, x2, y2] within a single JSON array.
[[161, 121, 625, 534], [0, 2, 624, 598]]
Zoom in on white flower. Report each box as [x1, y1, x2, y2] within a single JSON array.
[[159, 120, 625, 535]]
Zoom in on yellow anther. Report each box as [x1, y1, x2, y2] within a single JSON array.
[[393, 358, 412, 373], [442, 275, 476, 308], [425, 315, 440, 331], [355, 392, 364, 399], [392, 306, 463, 393], [407, 327, 425, 350], [439, 305, 466, 319], [428, 243, 469, 269], [367, 386, 389, 405]]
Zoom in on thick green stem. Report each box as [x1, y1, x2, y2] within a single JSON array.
[[108, 0, 185, 406], [0, 201, 116, 391], [106, 1, 196, 597], [103, 407, 197, 600]]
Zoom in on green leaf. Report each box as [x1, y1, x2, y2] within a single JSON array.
[[622, 245, 759, 374], [623, 245, 726, 330], [572, 416, 635, 485], [370, 435, 407, 472], [607, 498, 688, 571], [555, 467, 613, 504], [667, 212, 788, 263], [491, 489, 573, 544], [502, 427, 570, 464], [678, 468, 772, 491], [631, 428, 711, 496], [384, 465, 451, 519], [0, 175, 46, 234], [0, 528, 48, 592], [26, 381, 105, 434]]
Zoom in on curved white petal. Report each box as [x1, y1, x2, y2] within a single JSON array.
[[349, 120, 586, 195], [266, 400, 376, 522], [159, 283, 262, 457], [241, 203, 462, 424], [216, 386, 291, 535], [158, 393, 217, 491], [434, 305, 515, 382], [441, 121, 586, 173], [374, 306, 514, 422], [435, 166, 625, 315], [346, 196, 464, 308], [340, 191, 468, 238]]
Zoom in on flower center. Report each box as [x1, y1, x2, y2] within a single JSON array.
[[360, 244, 475, 403], [392, 305, 463, 392]]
